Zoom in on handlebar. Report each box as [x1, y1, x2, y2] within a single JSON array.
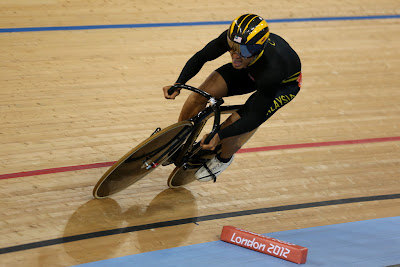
[[167, 84, 212, 99], [168, 84, 224, 144]]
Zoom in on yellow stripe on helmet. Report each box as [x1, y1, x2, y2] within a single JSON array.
[[229, 19, 236, 37], [246, 20, 269, 44], [237, 14, 253, 34], [230, 14, 252, 37], [242, 14, 259, 34]]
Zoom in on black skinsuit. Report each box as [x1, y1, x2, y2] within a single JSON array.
[[176, 30, 302, 139]]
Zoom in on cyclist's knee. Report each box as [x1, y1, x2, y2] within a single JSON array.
[[199, 71, 228, 98], [188, 91, 208, 106]]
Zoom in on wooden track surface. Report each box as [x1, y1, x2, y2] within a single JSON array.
[[1, 1, 399, 266]]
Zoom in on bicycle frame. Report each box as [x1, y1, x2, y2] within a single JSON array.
[[168, 84, 243, 167], [93, 84, 245, 197]]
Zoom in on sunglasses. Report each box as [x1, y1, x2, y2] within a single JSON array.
[[227, 37, 264, 59]]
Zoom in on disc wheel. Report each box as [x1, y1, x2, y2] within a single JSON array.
[[167, 165, 200, 188], [93, 121, 192, 198]]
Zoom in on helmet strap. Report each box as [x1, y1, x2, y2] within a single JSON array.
[[248, 49, 264, 66]]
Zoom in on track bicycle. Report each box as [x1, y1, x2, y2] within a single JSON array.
[[93, 84, 242, 199]]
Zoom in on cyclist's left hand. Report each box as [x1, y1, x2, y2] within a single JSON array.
[[200, 133, 220, 150], [163, 84, 181, 99]]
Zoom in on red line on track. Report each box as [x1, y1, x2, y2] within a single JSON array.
[[0, 162, 115, 180], [237, 136, 400, 153], [1, 136, 399, 180]]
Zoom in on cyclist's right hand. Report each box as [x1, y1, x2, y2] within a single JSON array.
[[163, 85, 181, 100]]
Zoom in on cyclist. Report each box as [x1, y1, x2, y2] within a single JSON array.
[[163, 14, 302, 182]]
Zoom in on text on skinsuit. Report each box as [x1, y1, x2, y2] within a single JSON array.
[[266, 94, 296, 115], [230, 232, 267, 251]]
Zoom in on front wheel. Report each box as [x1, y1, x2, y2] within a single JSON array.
[[167, 144, 222, 188], [167, 165, 199, 188], [93, 121, 192, 198]]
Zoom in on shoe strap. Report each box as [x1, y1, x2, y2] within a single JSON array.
[[202, 163, 217, 183]]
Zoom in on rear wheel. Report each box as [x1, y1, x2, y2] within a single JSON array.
[[93, 121, 192, 198]]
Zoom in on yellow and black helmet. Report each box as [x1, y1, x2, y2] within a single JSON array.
[[227, 14, 270, 58]]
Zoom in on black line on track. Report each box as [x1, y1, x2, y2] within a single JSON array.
[[1, 193, 399, 254]]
